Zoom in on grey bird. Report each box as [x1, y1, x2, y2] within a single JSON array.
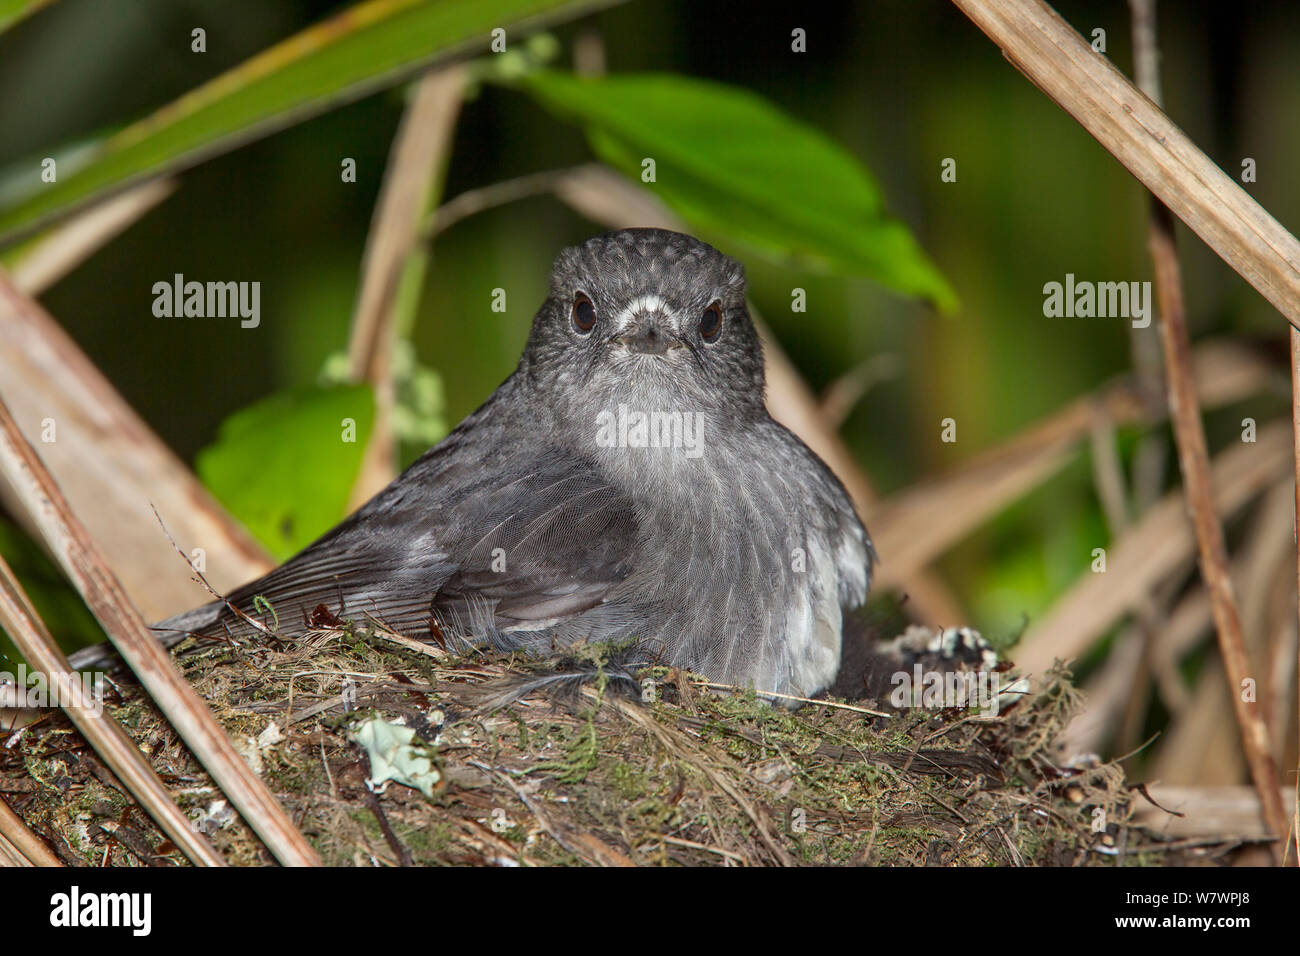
[[75, 229, 875, 699]]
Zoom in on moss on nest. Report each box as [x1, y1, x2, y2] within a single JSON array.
[[0, 626, 1181, 866]]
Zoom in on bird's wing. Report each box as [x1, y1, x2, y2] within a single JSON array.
[[181, 445, 638, 643], [429, 453, 638, 634]]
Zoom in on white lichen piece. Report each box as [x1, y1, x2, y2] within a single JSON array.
[[350, 715, 441, 798]]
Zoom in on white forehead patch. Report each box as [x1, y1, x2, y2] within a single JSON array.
[[611, 293, 667, 331]]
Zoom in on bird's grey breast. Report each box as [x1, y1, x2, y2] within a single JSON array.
[[587, 416, 865, 698]]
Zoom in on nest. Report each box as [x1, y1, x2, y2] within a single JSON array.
[[0, 626, 1191, 866]]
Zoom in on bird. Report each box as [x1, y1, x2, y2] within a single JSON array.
[[74, 228, 875, 699]]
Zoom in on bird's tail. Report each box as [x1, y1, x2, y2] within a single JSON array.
[[66, 599, 226, 672], [65, 542, 440, 673]]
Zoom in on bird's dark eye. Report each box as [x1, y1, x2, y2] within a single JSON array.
[[572, 293, 596, 333], [700, 302, 723, 341]]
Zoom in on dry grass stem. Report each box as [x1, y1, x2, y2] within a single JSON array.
[[952, 0, 1300, 328], [1123, 0, 1289, 860], [0, 792, 60, 866], [0, 273, 271, 620], [347, 64, 469, 507], [0, 394, 319, 865], [0, 550, 224, 866]]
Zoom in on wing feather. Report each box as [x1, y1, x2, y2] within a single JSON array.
[[170, 441, 637, 646]]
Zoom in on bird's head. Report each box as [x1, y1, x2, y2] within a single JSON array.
[[523, 229, 766, 417]]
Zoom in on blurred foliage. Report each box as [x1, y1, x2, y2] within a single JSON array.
[[195, 383, 374, 560], [321, 340, 448, 458]]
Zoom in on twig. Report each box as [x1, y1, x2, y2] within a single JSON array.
[[950, 0, 1300, 329], [353, 743, 413, 866], [0, 551, 225, 866], [423, 167, 588, 239], [1124, 0, 1288, 863], [1085, 409, 1172, 753], [1088, 417, 1130, 539], [0, 793, 60, 866], [693, 681, 888, 717], [0, 394, 320, 866], [1122, 0, 1171, 513], [650, 835, 744, 864], [572, 27, 607, 76], [347, 64, 468, 507], [366, 621, 449, 660], [0, 273, 272, 621], [818, 353, 901, 429], [1089, 415, 1164, 756], [151, 503, 276, 641], [1263, 567, 1297, 770]]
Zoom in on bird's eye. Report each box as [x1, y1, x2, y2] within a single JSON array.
[[700, 302, 723, 342], [572, 293, 596, 333]]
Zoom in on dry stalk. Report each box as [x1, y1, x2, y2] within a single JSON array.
[[347, 64, 468, 507], [950, 0, 1300, 328], [1122, 0, 1289, 863], [6, 180, 176, 295], [0, 551, 224, 866], [0, 395, 319, 865], [0, 792, 61, 866], [0, 273, 272, 620]]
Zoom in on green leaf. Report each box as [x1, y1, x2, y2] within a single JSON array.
[[514, 71, 957, 312], [195, 385, 374, 561], [0, 0, 53, 35], [0, 0, 621, 243]]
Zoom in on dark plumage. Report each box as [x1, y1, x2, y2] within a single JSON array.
[[77, 229, 874, 698]]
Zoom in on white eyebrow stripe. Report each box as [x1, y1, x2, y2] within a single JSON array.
[[610, 293, 667, 330]]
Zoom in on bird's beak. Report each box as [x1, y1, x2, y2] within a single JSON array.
[[614, 313, 679, 355]]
